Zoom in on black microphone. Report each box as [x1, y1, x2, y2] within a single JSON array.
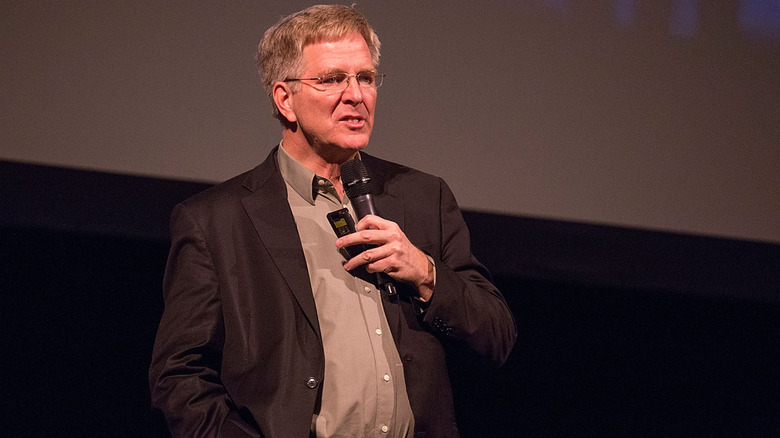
[[340, 159, 396, 296], [340, 158, 377, 218]]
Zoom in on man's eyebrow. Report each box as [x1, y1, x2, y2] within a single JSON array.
[[319, 68, 347, 75], [318, 68, 375, 75]]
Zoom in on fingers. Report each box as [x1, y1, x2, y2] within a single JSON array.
[[354, 214, 386, 231], [336, 215, 400, 247], [333, 214, 430, 287], [342, 245, 396, 273]]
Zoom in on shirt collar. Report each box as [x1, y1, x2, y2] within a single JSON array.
[[278, 141, 350, 205]]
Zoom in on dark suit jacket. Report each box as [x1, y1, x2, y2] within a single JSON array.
[[149, 147, 516, 438]]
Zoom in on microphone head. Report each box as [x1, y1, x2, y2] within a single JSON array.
[[340, 159, 371, 199]]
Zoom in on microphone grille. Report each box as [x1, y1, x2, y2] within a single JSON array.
[[340, 159, 371, 198]]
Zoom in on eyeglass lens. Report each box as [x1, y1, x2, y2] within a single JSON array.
[[323, 72, 383, 90]]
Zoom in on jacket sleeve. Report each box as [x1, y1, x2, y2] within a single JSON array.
[[149, 203, 260, 438], [420, 178, 517, 367]]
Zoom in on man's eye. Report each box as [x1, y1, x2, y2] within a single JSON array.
[[357, 73, 375, 85], [321, 74, 346, 85]]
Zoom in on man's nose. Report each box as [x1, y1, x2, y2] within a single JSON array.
[[341, 76, 364, 103]]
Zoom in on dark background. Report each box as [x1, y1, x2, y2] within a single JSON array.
[[2, 161, 778, 437], [3, 2, 779, 436]]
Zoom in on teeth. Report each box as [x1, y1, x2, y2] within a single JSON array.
[[346, 118, 360, 123]]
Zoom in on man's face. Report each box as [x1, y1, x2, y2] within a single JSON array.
[[285, 32, 377, 160]]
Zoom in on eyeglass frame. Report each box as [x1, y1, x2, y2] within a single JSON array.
[[283, 70, 386, 93]]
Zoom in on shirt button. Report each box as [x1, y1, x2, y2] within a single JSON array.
[[383, 374, 390, 382], [381, 425, 389, 433], [375, 328, 382, 335], [306, 377, 319, 389], [364, 286, 372, 293]]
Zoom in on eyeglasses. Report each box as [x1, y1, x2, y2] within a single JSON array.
[[284, 71, 385, 93]]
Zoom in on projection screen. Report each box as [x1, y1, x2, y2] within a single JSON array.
[[2, 1, 779, 243]]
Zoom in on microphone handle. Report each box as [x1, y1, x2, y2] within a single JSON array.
[[350, 194, 395, 295], [351, 194, 378, 218]]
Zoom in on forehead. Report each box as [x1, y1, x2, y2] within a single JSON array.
[[300, 32, 373, 73]]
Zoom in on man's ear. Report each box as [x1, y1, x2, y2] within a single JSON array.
[[273, 82, 296, 123]]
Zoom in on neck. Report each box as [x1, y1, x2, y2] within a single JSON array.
[[281, 131, 358, 198]]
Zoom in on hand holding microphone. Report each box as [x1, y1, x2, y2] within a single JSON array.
[[337, 159, 434, 299]]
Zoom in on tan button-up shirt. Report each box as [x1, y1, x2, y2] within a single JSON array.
[[277, 144, 414, 438]]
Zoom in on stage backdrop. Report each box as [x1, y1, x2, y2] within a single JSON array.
[[2, 0, 779, 243]]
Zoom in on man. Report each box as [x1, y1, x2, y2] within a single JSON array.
[[149, 5, 516, 438]]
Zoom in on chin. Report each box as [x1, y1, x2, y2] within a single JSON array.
[[337, 137, 370, 152]]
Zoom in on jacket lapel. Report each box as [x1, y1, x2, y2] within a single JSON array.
[[363, 153, 405, 231], [361, 154, 407, 338], [240, 147, 321, 338]]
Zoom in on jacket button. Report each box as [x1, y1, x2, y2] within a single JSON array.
[[306, 377, 319, 389]]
